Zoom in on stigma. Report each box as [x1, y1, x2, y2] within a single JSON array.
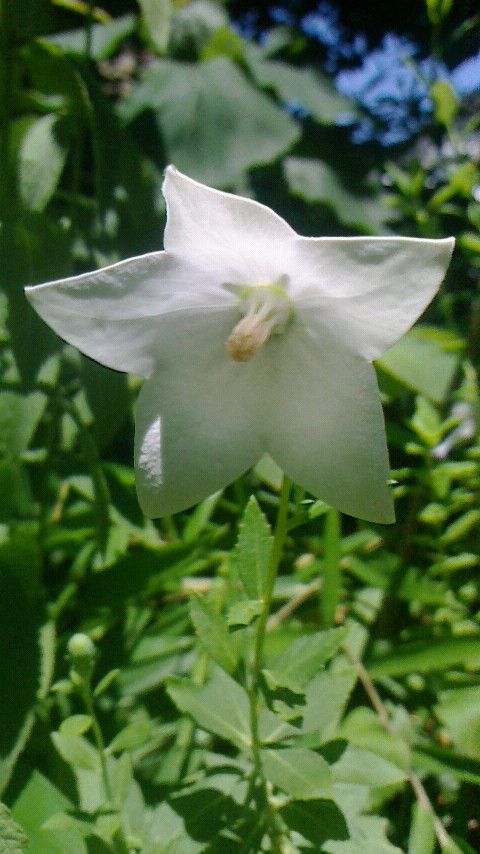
[[225, 276, 292, 363]]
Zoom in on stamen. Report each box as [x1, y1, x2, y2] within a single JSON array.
[[225, 276, 292, 363], [226, 314, 273, 362]]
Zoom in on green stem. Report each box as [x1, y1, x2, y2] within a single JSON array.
[[62, 397, 110, 552], [83, 690, 114, 802], [320, 508, 341, 628], [82, 689, 130, 854], [248, 474, 292, 853]]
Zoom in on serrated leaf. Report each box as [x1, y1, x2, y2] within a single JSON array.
[[119, 58, 299, 186], [167, 668, 251, 750], [226, 599, 263, 628], [18, 114, 69, 212], [0, 803, 28, 854], [266, 627, 347, 694], [190, 595, 238, 674], [262, 747, 332, 799], [51, 732, 99, 771], [231, 496, 272, 600]]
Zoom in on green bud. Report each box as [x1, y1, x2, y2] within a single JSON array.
[[67, 633, 96, 660], [67, 633, 96, 684]]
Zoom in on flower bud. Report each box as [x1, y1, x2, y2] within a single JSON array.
[[67, 633, 96, 683]]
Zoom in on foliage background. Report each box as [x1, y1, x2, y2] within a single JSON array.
[[0, 0, 480, 852]]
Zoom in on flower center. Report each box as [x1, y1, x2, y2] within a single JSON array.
[[225, 275, 292, 363]]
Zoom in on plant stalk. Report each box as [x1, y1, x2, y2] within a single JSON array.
[[248, 474, 292, 853]]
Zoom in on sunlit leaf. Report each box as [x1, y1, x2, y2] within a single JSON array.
[[120, 58, 299, 185]]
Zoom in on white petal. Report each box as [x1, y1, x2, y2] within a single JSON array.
[[134, 314, 268, 517], [25, 252, 232, 377], [293, 236, 454, 360], [162, 166, 297, 284], [266, 324, 394, 523]]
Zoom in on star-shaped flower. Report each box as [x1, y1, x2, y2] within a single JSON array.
[[25, 167, 454, 523]]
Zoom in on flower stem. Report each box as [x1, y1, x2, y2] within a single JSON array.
[[82, 687, 130, 854], [320, 508, 342, 628], [248, 474, 292, 853], [344, 644, 453, 852]]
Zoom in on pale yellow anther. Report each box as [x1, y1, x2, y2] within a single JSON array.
[[225, 276, 292, 363], [226, 314, 272, 362]]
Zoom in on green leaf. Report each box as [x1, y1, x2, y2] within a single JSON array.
[[190, 595, 238, 674], [93, 668, 120, 698], [182, 491, 221, 543], [408, 802, 437, 854], [324, 814, 403, 854], [59, 715, 93, 737], [18, 114, 69, 212], [430, 80, 459, 130], [285, 157, 391, 233], [338, 707, 410, 771], [106, 720, 153, 754], [368, 636, 480, 677], [0, 391, 46, 458], [262, 747, 332, 799], [440, 509, 480, 545], [51, 732, 99, 771], [250, 58, 355, 125], [0, 803, 28, 854], [45, 14, 136, 59], [11, 771, 86, 854], [265, 627, 347, 694], [120, 58, 299, 186], [412, 744, 480, 786], [138, 0, 172, 53], [231, 496, 272, 600], [332, 745, 408, 787], [377, 327, 460, 404], [434, 686, 480, 757], [200, 25, 246, 63], [300, 667, 357, 746], [167, 668, 251, 750], [226, 599, 263, 628], [281, 799, 349, 848]]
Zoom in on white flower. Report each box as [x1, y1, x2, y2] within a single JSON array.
[[25, 167, 454, 523]]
